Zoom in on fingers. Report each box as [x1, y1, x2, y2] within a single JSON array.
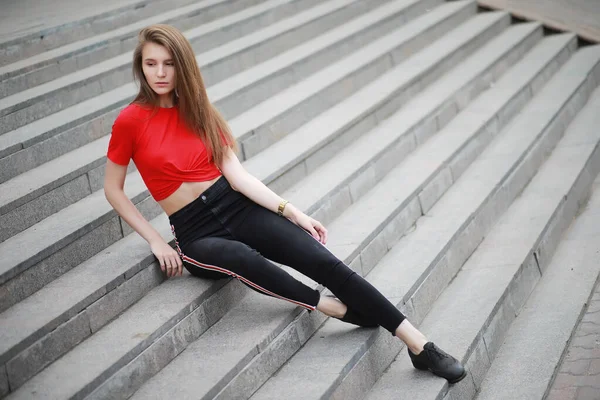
[[307, 226, 319, 241], [177, 255, 183, 276], [165, 256, 175, 277], [313, 219, 328, 244], [160, 252, 183, 277]]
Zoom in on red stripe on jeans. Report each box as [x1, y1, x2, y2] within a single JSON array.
[[181, 254, 317, 311]]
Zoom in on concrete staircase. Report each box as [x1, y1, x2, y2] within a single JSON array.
[[1, 0, 599, 398]]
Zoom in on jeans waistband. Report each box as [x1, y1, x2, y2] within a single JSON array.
[[168, 176, 231, 226]]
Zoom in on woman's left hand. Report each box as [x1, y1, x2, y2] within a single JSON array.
[[288, 207, 327, 245]]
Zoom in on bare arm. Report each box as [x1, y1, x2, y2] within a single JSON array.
[[219, 147, 327, 244], [103, 159, 183, 276]]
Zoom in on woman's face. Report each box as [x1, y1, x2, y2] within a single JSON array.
[[142, 42, 176, 97]]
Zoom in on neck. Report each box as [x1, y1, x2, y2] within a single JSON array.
[[158, 93, 174, 108]]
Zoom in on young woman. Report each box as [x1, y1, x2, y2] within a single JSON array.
[[103, 24, 466, 384]]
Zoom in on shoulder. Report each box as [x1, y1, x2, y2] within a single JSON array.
[[112, 103, 151, 132], [118, 103, 152, 122]]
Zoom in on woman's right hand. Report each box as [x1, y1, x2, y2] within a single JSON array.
[[150, 240, 183, 277]]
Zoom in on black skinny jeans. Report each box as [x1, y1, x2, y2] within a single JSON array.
[[168, 176, 405, 333]]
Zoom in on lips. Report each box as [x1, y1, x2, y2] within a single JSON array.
[[156, 82, 169, 86]]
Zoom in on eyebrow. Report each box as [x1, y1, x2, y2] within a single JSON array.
[[143, 58, 174, 62]]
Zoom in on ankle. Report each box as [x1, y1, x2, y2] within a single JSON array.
[[408, 341, 426, 355]]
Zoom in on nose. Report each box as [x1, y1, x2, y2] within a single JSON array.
[[157, 64, 166, 78]]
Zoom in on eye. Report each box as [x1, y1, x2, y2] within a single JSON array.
[[166, 62, 174, 66]]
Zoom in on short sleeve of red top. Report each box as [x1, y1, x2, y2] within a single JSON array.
[[106, 104, 227, 201]]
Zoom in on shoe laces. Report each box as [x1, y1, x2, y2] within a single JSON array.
[[427, 344, 451, 363]]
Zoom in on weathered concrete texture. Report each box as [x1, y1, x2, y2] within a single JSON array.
[[479, 0, 600, 43]]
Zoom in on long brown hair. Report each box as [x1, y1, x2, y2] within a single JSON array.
[[132, 24, 237, 166]]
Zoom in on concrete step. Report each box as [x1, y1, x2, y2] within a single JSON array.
[[0, 10, 548, 394], [130, 31, 576, 400], [0, 0, 377, 135], [474, 86, 600, 400], [0, 0, 202, 66], [0, 0, 272, 99], [0, 0, 452, 186], [364, 45, 600, 400], [0, 3, 497, 306]]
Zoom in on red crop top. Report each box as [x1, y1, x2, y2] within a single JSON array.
[[106, 103, 226, 201]]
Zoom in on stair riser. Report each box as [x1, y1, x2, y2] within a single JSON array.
[[0, 0, 270, 99], [0, 0, 378, 135], [331, 59, 600, 400], [0, 109, 119, 187], [215, 0, 444, 120], [0, 0, 439, 187], [237, 3, 479, 162], [0, 0, 202, 67]]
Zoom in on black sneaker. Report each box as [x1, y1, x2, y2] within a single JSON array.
[[407, 342, 467, 383]]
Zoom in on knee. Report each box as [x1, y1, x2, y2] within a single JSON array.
[[321, 259, 356, 289]]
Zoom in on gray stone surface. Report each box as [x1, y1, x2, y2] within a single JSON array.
[[0, 0, 261, 97], [6, 309, 91, 391], [2, 0, 600, 398], [0, 365, 8, 398], [116, 32, 564, 393], [7, 276, 222, 399], [476, 85, 600, 400], [0, 0, 355, 135], [131, 290, 307, 399], [0, 136, 109, 215], [244, 10, 511, 186], [0, 175, 141, 285], [245, 34, 591, 400], [0, 217, 123, 313], [0, 174, 91, 243], [213, 0, 437, 119], [0, 0, 469, 228], [88, 280, 248, 400], [1, 21, 536, 388], [366, 49, 600, 400], [232, 0, 477, 159], [0, 0, 206, 58], [0, 214, 172, 374]]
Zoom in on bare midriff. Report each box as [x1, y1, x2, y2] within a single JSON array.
[[159, 176, 223, 216]]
